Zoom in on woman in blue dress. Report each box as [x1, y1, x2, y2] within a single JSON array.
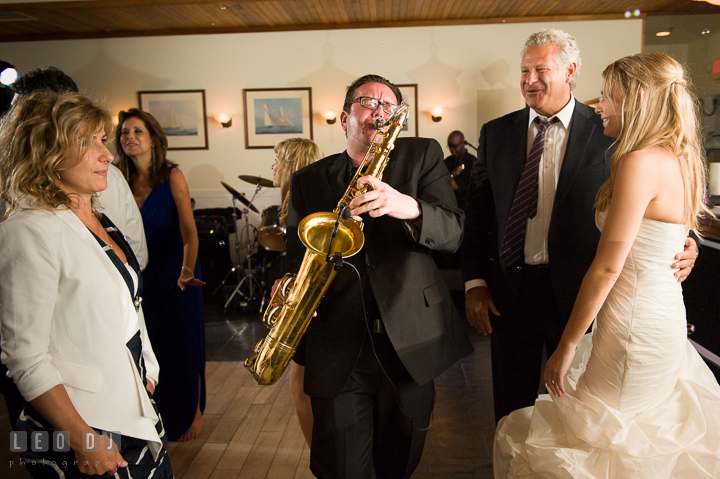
[[116, 108, 207, 442]]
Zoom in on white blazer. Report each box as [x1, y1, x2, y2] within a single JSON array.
[[0, 207, 162, 456]]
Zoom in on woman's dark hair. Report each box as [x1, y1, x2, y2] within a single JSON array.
[[13, 66, 79, 95], [115, 108, 175, 189]]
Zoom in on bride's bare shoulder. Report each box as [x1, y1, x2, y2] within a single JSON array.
[[618, 147, 677, 178], [625, 146, 675, 162], [618, 147, 683, 223]]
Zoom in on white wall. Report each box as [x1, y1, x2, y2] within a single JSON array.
[[1, 19, 642, 204]]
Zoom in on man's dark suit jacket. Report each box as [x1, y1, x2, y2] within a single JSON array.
[[462, 102, 615, 323], [287, 137, 473, 399]]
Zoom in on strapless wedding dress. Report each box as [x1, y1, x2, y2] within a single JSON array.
[[494, 210, 720, 478]]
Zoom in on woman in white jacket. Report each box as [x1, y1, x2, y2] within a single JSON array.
[[0, 91, 172, 478]]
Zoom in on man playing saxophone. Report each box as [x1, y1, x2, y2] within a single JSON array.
[[286, 74, 473, 478]]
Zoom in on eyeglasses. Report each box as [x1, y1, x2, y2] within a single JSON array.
[[351, 96, 397, 115]]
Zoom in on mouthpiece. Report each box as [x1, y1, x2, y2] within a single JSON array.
[[373, 118, 390, 129]]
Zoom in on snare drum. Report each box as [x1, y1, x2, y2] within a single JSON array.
[[258, 205, 286, 252]]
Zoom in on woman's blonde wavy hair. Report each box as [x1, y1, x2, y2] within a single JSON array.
[[274, 138, 323, 226], [0, 91, 112, 218], [595, 52, 710, 234]]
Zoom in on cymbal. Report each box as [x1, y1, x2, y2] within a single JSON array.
[[220, 181, 259, 213], [239, 175, 275, 188]]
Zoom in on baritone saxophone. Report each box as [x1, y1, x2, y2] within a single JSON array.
[[244, 102, 410, 386]]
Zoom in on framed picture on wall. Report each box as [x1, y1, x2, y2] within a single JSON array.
[[243, 87, 313, 149], [138, 90, 208, 150], [397, 84, 418, 138]]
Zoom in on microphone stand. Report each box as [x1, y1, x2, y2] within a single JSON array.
[[464, 140, 478, 152], [325, 203, 350, 271]]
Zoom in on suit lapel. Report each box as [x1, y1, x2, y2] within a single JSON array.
[[56, 209, 126, 288], [507, 108, 530, 185], [55, 209, 126, 333], [327, 151, 351, 205], [498, 109, 530, 241], [56, 208, 108, 257], [554, 103, 597, 209], [327, 150, 377, 232]]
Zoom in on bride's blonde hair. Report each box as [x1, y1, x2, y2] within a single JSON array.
[[595, 52, 709, 234]]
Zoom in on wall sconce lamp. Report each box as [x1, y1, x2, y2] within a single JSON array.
[[322, 110, 337, 124], [214, 113, 233, 128], [430, 107, 443, 123]]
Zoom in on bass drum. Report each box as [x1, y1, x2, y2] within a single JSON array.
[[258, 205, 286, 252]]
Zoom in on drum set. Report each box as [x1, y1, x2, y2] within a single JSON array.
[[214, 174, 285, 312]]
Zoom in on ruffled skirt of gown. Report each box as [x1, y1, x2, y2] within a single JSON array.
[[494, 215, 720, 478]]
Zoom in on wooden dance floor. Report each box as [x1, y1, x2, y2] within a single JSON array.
[[1, 308, 495, 479]]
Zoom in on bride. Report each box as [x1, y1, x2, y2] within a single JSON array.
[[494, 53, 720, 477]]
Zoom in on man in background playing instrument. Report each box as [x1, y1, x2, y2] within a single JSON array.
[[286, 74, 472, 478], [445, 130, 476, 211], [436, 130, 477, 270]]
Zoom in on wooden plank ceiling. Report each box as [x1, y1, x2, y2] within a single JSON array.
[[1, 0, 719, 43]]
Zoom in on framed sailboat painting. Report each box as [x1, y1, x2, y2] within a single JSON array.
[[243, 87, 313, 149], [138, 90, 209, 150], [396, 84, 418, 138]]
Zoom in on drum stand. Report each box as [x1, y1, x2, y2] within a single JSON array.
[[223, 185, 263, 311], [212, 197, 242, 299]]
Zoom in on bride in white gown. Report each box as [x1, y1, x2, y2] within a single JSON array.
[[494, 53, 720, 478]]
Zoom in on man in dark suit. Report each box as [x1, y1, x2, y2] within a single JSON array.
[[287, 74, 472, 478], [462, 30, 697, 423]]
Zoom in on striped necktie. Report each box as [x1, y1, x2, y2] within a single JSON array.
[[500, 117, 559, 267]]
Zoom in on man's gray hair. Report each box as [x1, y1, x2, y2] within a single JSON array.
[[521, 29, 582, 91]]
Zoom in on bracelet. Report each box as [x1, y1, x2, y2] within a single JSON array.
[[181, 265, 194, 275]]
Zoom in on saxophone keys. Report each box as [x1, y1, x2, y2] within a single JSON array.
[[280, 276, 294, 296], [264, 305, 283, 328], [244, 354, 256, 371]]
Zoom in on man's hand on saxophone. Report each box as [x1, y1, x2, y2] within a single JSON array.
[[349, 175, 421, 221]]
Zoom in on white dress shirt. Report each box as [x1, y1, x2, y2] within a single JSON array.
[[524, 95, 575, 264], [97, 164, 149, 270]]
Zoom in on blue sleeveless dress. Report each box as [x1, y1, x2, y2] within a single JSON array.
[[140, 166, 206, 442]]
